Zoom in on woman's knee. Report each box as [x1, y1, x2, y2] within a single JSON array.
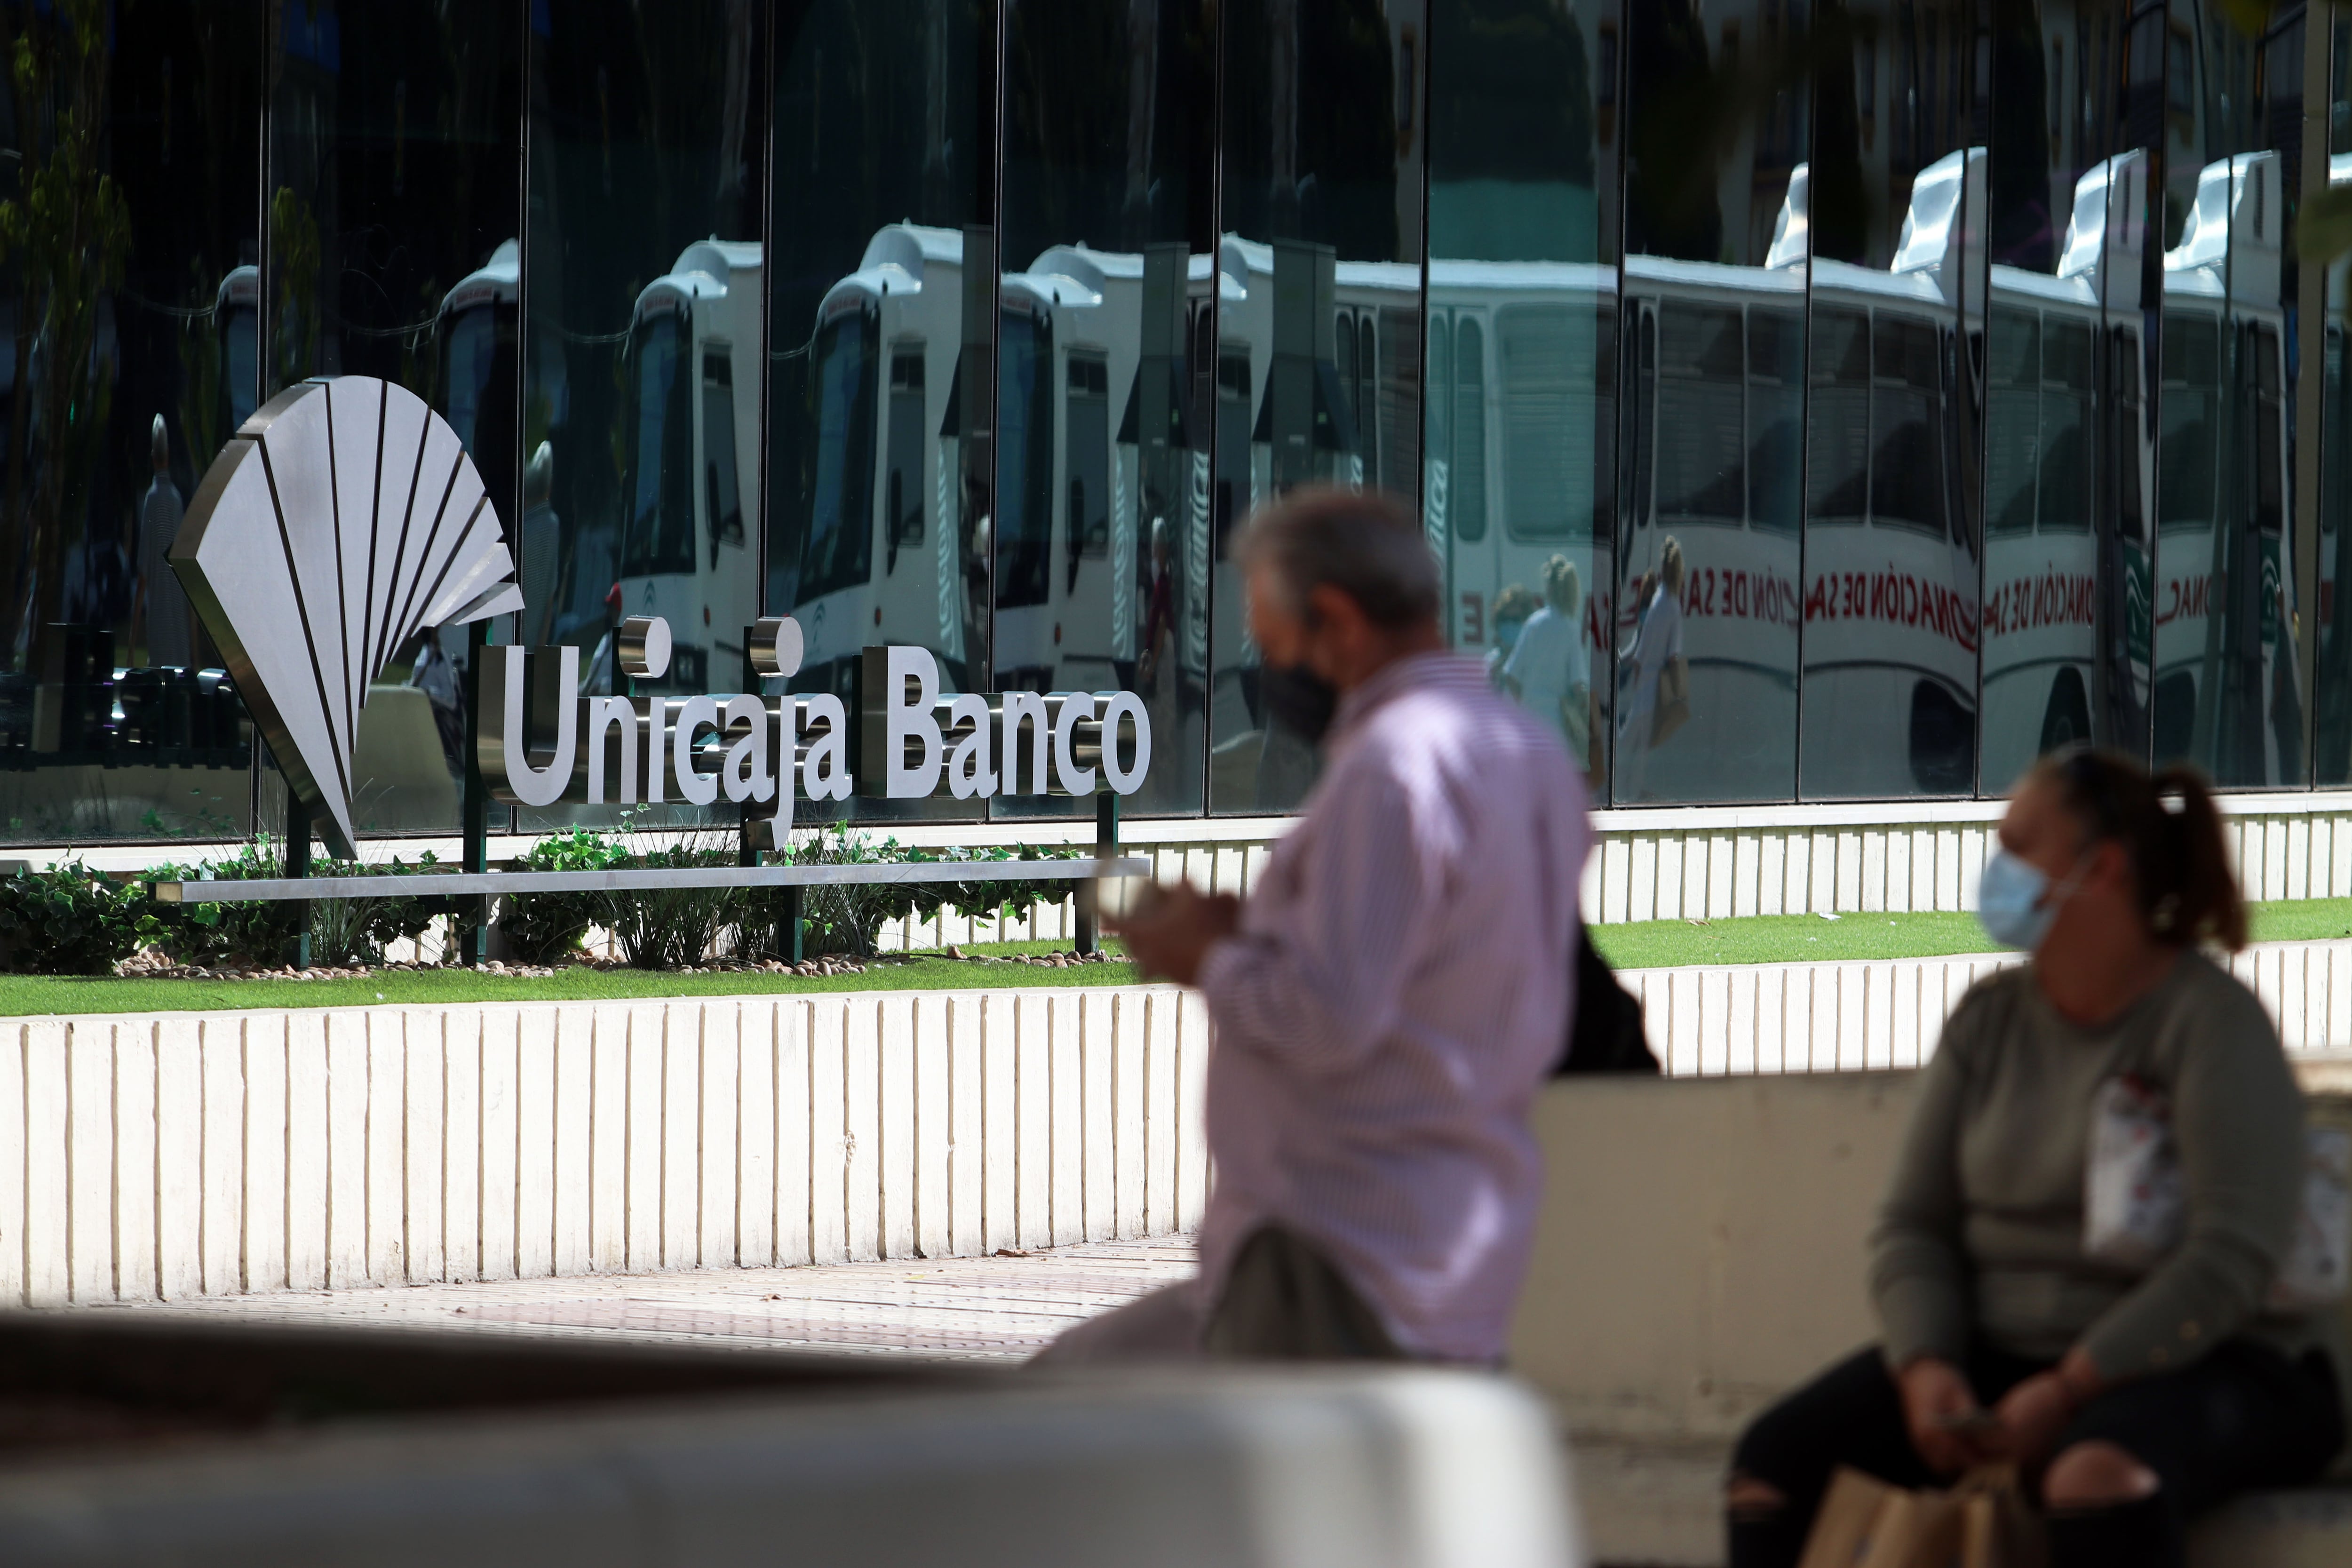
[[2043, 1441, 2160, 1511]]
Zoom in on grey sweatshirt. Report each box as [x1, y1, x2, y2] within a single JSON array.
[[1872, 952, 2342, 1402]]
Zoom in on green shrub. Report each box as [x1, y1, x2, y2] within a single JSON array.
[[148, 838, 449, 968], [499, 827, 632, 963], [749, 832, 1084, 958], [600, 836, 744, 969], [0, 863, 155, 974]]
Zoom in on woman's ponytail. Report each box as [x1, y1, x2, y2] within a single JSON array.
[[2148, 766, 2246, 951]]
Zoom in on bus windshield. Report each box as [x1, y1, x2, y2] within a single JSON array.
[[622, 309, 694, 577], [995, 309, 1054, 609], [799, 311, 877, 604]]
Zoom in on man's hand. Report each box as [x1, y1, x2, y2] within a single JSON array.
[[1898, 1356, 1999, 1475], [1111, 881, 1241, 986]]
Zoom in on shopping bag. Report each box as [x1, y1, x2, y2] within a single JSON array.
[[2083, 1075, 2352, 1308], [1651, 654, 1691, 745], [1798, 1465, 2045, 1568]]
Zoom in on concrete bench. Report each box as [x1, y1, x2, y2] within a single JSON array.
[[1510, 1070, 2352, 1567]]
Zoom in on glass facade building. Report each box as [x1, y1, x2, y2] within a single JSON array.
[[2, 0, 2348, 843]]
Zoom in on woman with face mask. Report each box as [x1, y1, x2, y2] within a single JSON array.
[[1723, 747, 2345, 1568]]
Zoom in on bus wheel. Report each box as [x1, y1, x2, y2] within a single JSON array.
[[2038, 667, 2091, 756]]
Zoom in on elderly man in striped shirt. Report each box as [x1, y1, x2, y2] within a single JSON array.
[[1038, 486, 1592, 1366]]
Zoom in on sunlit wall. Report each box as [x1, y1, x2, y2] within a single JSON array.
[[0, 0, 2344, 844]]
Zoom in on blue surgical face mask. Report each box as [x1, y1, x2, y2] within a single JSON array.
[[1975, 847, 2091, 953]]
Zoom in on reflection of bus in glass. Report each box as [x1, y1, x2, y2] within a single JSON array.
[[617, 241, 763, 692], [215, 265, 261, 433], [2152, 152, 2296, 787], [792, 224, 983, 697], [792, 225, 1219, 712], [435, 239, 516, 462]]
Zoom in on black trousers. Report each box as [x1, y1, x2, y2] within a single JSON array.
[[1728, 1338, 2343, 1568]]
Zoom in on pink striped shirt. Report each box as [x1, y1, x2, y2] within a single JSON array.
[[1193, 652, 1590, 1360]]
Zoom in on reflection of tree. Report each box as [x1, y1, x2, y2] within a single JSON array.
[[1221, 0, 1399, 259], [0, 0, 131, 653], [1428, 0, 1594, 190], [1626, 0, 1816, 265], [267, 187, 321, 395]]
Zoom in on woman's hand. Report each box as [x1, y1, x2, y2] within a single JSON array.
[[1992, 1347, 2100, 1467], [1898, 1357, 1998, 1475]]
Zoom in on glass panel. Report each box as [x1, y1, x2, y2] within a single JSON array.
[[1799, 0, 1982, 800], [1618, 0, 1805, 804], [0, 2, 262, 843], [1426, 0, 1616, 791], [2154, 0, 2306, 787], [768, 0, 993, 826], [524, 0, 765, 833], [2315, 8, 2352, 782], [1212, 0, 1426, 812], [990, 0, 1215, 820], [260, 2, 523, 838]]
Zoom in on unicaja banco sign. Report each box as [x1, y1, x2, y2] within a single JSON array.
[[174, 376, 1152, 856]]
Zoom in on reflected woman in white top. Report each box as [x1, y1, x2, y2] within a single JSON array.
[[1615, 535, 1686, 802], [1502, 554, 1592, 768]]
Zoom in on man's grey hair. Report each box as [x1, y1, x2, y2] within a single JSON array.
[[1232, 485, 1440, 630]]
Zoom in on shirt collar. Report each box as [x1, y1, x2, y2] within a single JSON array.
[[1329, 651, 1487, 746]]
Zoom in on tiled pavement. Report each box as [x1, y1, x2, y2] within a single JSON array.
[[84, 1237, 1199, 1361]]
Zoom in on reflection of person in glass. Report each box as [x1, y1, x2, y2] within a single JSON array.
[[1503, 557, 1592, 767], [407, 625, 466, 782], [1485, 584, 1540, 689], [135, 415, 190, 669], [1616, 536, 1687, 802], [1137, 516, 1175, 696]]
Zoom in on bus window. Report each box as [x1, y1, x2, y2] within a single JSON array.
[[2254, 324, 2284, 536], [1335, 314, 1357, 454], [2036, 318, 2092, 533], [1066, 352, 1110, 582], [995, 309, 1055, 609], [1378, 306, 1418, 497], [1870, 314, 1945, 535], [1808, 307, 1869, 522], [2108, 328, 2144, 549], [1747, 308, 1804, 534], [1359, 315, 1380, 481], [1456, 317, 1487, 542], [1655, 303, 1743, 524], [1498, 304, 1604, 540], [2158, 312, 2220, 535], [622, 309, 695, 576], [1986, 308, 2039, 535], [1629, 306, 1656, 533], [886, 348, 926, 572], [1425, 315, 1451, 535], [701, 348, 745, 565], [799, 311, 877, 603]]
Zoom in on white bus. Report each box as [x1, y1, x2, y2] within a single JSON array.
[[615, 239, 763, 692]]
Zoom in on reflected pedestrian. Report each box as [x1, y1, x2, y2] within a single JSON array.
[[1036, 486, 1590, 1365], [1504, 556, 1593, 767], [135, 415, 191, 668], [1615, 536, 1688, 802]]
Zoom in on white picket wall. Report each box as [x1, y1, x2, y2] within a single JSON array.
[[1624, 938, 2352, 1078], [868, 794, 2352, 949], [0, 986, 1212, 1309]]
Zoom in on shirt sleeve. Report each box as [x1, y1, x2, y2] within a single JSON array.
[[1194, 755, 1440, 1078], [1870, 1000, 1980, 1368], [2076, 985, 2307, 1383]]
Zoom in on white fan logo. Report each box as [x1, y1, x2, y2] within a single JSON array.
[[170, 376, 521, 856]]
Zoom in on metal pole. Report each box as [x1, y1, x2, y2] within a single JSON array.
[[1075, 788, 1120, 954], [461, 620, 490, 965], [284, 787, 311, 970]]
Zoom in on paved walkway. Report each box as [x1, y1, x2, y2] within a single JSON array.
[[86, 1238, 1196, 1361]]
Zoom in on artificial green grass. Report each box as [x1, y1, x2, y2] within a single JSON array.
[[15, 898, 2352, 1017], [0, 938, 1139, 1018], [1587, 898, 2352, 971]]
